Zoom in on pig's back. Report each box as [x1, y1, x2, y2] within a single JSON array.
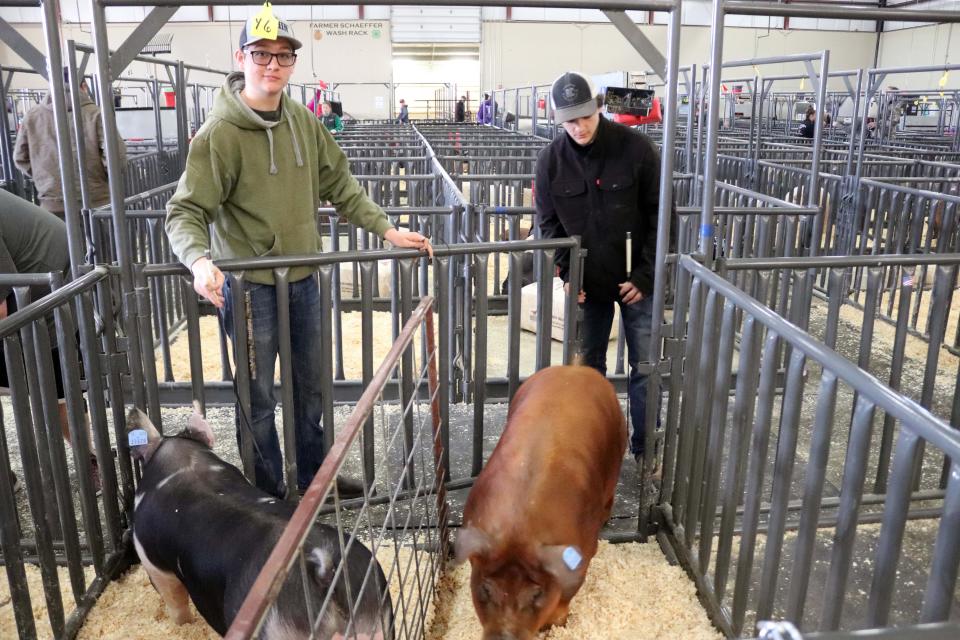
[[134, 440, 298, 633], [466, 366, 626, 543]]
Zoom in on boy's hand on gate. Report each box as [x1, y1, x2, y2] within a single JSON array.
[[384, 228, 434, 258], [191, 256, 225, 309]]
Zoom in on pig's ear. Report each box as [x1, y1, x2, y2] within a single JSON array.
[[538, 545, 586, 600], [307, 546, 335, 587], [126, 408, 162, 462], [453, 527, 491, 565], [186, 401, 215, 448]]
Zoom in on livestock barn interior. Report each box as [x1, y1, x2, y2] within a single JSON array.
[[2, 1, 960, 639]]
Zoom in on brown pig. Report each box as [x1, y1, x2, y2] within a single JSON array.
[[455, 365, 627, 640]]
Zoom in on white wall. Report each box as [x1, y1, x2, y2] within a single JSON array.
[[877, 23, 960, 90], [0, 20, 394, 118], [481, 21, 878, 91], [0, 18, 879, 116]]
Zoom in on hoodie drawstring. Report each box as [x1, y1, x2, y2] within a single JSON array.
[[288, 116, 304, 168], [265, 128, 278, 175]]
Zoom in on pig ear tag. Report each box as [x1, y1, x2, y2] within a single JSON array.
[[562, 546, 582, 571], [128, 429, 148, 447]]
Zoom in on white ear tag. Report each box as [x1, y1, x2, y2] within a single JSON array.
[[128, 429, 148, 447], [562, 546, 582, 571]]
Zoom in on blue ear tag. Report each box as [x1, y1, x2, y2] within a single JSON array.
[[562, 546, 582, 571], [128, 429, 148, 447]]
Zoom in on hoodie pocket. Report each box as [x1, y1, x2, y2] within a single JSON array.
[[256, 233, 279, 257]]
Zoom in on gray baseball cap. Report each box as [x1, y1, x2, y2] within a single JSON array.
[[239, 15, 302, 50], [550, 72, 598, 123]]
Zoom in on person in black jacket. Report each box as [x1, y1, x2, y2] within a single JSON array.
[[455, 95, 466, 122], [535, 71, 667, 461], [798, 106, 816, 139]]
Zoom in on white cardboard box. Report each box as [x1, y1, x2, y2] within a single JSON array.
[[519, 277, 619, 342]]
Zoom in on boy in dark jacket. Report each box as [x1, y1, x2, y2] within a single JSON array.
[[535, 71, 667, 460]]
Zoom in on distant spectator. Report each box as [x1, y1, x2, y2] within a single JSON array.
[[798, 106, 816, 139], [306, 88, 323, 117], [398, 98, 409, 123], [320, 101, 343, 134], [14, 67, 127, 218], [455, 95, 466, 122], [477, 93, 493, 125]]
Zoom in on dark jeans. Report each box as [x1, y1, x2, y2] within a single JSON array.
[[580, 295, 659, 457], [222, 276, 326, 497]]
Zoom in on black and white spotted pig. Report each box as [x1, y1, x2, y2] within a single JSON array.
[[127, 407, 392, 639]]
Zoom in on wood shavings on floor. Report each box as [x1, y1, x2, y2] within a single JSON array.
[[70, 543, 439, 639], [426, 540, 722, 640], [0, 563, 95, 640], [77, 567, 218, 640]]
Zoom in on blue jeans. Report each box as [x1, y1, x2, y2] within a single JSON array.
[[222, 276, 326, 497], [580, 295, 659, 457]]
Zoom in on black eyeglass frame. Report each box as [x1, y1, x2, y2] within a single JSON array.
[[243, 49, 298, 67]]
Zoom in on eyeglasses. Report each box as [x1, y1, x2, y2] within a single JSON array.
[[244, 49, 297, 67]]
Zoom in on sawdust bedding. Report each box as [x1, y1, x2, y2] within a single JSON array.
[[428, 540, 721, 640], [0, 564, 96, 640], [10, 540, 719, 639]]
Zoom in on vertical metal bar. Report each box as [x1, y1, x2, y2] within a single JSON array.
[[471, 254, 488, 477], [821, 396, 879, 631], [424, 303, 451, 561], [274, 268, 297, 497], [399, 259, 415, 490], [755, 347, 808, 624], [134, 266, 162, 429], [182, 278, 206, 411], [785, 371, 838, 623], [731, 329, 782, 636], [435, 256, 451, 481], [54, 299, 106, 572], [919, 461, 960, 623], [534, 249, 554, 371], [669, 276, 704, 525], [696, 298, 737, 573], [27, 302, 85, 603], [684, 289, 721, 550], [39, 0, 86, 274], [3, 335, 65, 637], [0, 396, 35, 639], [562, 240, 583, 364], [318, 267, 336, 453], [361, 262, 376, 487], [229, 274, 257, 481], [714, 310, 763, 603], [506, 251, 522, 400], [875, 272, 913, 492], [867, 430, 920, 628]]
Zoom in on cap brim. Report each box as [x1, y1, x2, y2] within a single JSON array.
[[554, 99, 596, 123], [240, 35, 303, 50]]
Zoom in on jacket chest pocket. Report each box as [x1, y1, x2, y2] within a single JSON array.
[[598, 174, 636, 211], [551, 178, 587, 199], [550, 178, 588, 224]]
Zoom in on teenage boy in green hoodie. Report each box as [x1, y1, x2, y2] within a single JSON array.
[[165, 14, 431, 499]]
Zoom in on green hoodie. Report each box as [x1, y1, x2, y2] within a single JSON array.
[[165, 72, 393, 284]]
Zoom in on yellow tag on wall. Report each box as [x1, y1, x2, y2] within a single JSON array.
[[250, 2, 279, 40], [799, 77, 805, 90], [938, 71, 949, 88]]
